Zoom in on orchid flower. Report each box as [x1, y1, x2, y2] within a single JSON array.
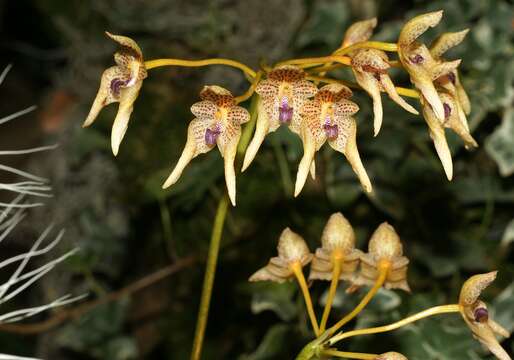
[[309, 213, 362, 282], [430, 29, 472, 117], [422, 90, 477, 180], [83, 32, 148, 156], [398, 11, 461, 121], [351, 48, 419, 135], [162, 86, 250, 206], [459, 272, 511, 360], [249, 228, 312, 283], [357, 222, 410, 292], [294, 83, 372, 197], [242, 65, 317, 172], [343, 19, 418, 135]]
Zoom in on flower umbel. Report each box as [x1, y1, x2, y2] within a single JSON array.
[[295, 83, 372, 196], [83, 32, 148, 156], [162, 85, 250, 206], [459, 272, 511, 360], [242, 65, 317, 172]]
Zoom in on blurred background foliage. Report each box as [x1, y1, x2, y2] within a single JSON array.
[[0, 0, 512, 359]]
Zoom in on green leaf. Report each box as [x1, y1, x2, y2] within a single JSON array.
[[239, 324, 291, 360]]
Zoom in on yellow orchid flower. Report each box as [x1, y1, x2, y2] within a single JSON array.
[[398, 11, 462, 121], [459, 272, 511, 360], [422, 89, 478, 180], [83, 32, 148, 156], [294, 83, 372, 197], [357, 222, 410, 292], [242, 65, 318, 172], [351, 48, 419, 135], [249, 227, 312, 283], [431, 29, 472, 117], [341, 18, 378, 48], [162, 85, 250, 206], [309, 212, 362, 282]]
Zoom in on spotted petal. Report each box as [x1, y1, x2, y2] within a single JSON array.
[[342, 18, 377, 47]]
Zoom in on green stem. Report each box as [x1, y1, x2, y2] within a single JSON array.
[[190, 194, 229, 360], [190, 94, 259, 360]]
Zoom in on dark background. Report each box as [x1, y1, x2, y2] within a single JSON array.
[[0, 0, 512, 359]]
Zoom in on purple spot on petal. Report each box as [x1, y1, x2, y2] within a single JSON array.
[[110, 78, 128, 97], [205, 126, 221, 146], [323, 122, 338, 141], [443, 103, 452, 118], [474, 307, 489, 323], [278, 96, 293, 125], [409, 54, 424, 65]]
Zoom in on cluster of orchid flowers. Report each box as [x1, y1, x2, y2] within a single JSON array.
[[84, 10, 477, 207], [249, 213, 511, 360]]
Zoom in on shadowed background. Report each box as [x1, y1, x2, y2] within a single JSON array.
[[0, 0, 513, 359]]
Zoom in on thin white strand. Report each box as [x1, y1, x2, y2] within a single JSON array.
[[0, 164, 47, 182], [0, 144, 58, 155], [0, 248, 78, 305], [0, 225, 55, 298], [0, 293, 88, 323], [0, 106, 37, 125], [0, 64, 12, 86], [0, 194, 25, 225], [0, 212, 26, 244]]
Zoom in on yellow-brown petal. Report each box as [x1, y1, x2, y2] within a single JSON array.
[[430, 29, 470, 59], [459, 271, 498, 307], [398, 10, 443, 47], [368, 222, 403, 261], [321, 213, 355, 252], [342, 18, 378, 47]]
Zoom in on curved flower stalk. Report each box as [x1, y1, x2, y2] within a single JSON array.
[[459, 272, 511, 360], [422, 90, 478, 180], [241, 65, 317, 172], [295, 83, 372, 196], [398, 11, 462, 121], [249, 228, 319, 334], [83, 32, 147, 156], [162, 85, 250, 206], [343, 19, 418, 135], [357, 222, 410, 292]]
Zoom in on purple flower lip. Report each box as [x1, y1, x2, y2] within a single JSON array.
[[443, 103, 452, 118], [323, 123, 338, 140], [279, 97, 293, 125], [409, 54, 424, 64], [110, 78, 129, 97], [474, 307, 489, 323], [205, 126, 221, 146]]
